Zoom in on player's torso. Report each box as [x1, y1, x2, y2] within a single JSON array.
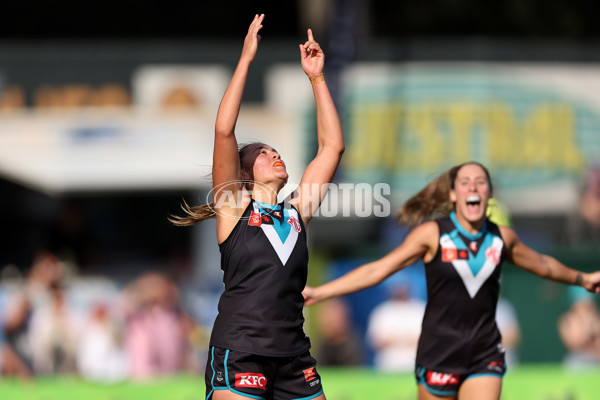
[[417, 213, 506, 370], [211, 200, 311, 356]]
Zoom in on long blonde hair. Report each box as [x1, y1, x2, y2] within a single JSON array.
[[396, 162, 492, 228], [169, 142, 260, 226]]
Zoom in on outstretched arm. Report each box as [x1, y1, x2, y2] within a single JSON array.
[[303, 221, 437, 306], [213, 13, 263, 189], [213, 14, 264, 242], [500, 225, 600, 293], [290, 29, 345, 224]]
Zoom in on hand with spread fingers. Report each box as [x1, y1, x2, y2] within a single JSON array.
[[299, 28, 324, 77]]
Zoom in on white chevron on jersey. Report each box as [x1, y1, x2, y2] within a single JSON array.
[[253, 202, 299, 265], [440, 234, 503, 298]]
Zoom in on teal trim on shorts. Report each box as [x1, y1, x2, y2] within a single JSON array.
[[418, 381, 458, 397], [223, 348, 265, 400], [293, 389, 323, 400], [224, 350, 231, 386], [206, 346, 216, 400], [417, 372, 504, 396], [464, 372, 505, 381]]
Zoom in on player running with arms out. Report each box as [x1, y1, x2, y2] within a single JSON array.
[[303, 162, 600, 400]]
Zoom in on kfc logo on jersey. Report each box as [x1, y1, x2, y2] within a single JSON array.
[[485, 247, 501, 265], [303, 367, 317, 381], [427, 371, 460, 385], [235, 373, 267, 390], [287, 216, 301, 233], [248, 212, 262, 226], [442, 247, 469, 262]]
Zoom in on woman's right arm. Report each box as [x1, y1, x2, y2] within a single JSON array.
[[213, 14, 264, 242], [303, 221, 437, 306]]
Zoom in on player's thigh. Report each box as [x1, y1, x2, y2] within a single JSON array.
[[418, 384, 457, 400], [457, 375, 502, 400], [211, 389, 254, 400]]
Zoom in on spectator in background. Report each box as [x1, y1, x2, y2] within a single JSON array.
[[316, 298, 364, 366], [76, 302, 128, 383], [366, 281, 425, 373], [2, 290, 33, 373], [122, 271, 190, 381], [2, 250, 65, 373], [28, 281, 80, 375], [0, 322, 32, 378], [558, 286, 600, 369]]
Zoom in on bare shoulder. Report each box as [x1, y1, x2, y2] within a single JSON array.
[[215, 197, 252, 244], [411, 220, 439, 241], [284, 190, 311, 226], [498, 224, 518, 248], [408, 220, 439, 263]]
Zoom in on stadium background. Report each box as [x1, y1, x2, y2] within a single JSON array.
[[1, 0, 599, 398]]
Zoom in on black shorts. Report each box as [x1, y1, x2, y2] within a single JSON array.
[[205, 346, 323, 400], [415, 351, 506, 396]]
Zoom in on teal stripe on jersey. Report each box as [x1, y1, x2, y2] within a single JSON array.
[[255, 201, 291, 243]]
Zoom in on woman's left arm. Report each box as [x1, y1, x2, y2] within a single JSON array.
[[500, 225, 600, 293], [290, 29, 344, 224]]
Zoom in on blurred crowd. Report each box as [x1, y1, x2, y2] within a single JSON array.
[[0, 250, 208, 382], [1, 248, 599, 383]]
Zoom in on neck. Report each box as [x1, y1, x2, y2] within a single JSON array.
[[251, 185, 279, 205], [451, 211, 486, 236]]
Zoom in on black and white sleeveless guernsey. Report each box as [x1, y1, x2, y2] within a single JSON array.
[[209, 199, 311, 357], [416, 211, 507, 373]]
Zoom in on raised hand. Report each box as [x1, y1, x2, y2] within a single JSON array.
[[241, 14, 264, 64], [299, 28, 324, 77]]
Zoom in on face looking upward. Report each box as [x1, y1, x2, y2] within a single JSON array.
[[449, 163, 492, 229], [241, 143, 288, 190]]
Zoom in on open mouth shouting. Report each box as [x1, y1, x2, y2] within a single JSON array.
[[466, 195, 482, 213]]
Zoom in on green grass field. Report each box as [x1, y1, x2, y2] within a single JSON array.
[[1, 364, 598, 400]]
